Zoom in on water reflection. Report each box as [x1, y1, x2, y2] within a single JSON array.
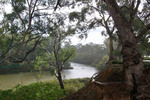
[[0, 63, 98, 90], [62, 63, 98, 79]]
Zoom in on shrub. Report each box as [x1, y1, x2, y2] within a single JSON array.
[[0, 78, 90, 100], [96, 55, 109, 70]]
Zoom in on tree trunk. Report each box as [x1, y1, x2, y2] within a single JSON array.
[[105, 0, 147, 99], [57, 68, 66, 94], [121, 38, 145, 98], [57, 70, 65, 89], [106, 37, 115, 65], [109, 37, 114, 61]]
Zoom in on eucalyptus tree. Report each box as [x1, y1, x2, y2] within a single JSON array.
[[103, 0, 150, 98], [68, 0, 118, 63], [38, 13, 76, 90], [0, 0, 60, 64], [66, 0, 150, 99]]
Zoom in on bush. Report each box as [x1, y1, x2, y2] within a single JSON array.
[[0, 63, 24, 69], [96, 55, 109, 70], [0, 83, 66, 100], [0, 78, 90, 100]]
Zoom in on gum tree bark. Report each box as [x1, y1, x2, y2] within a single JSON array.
[[104, 0, 150, 99], [109, 36, 114, 61]]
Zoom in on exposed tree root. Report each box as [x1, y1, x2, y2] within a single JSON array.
[[61, 67, 150, 100]]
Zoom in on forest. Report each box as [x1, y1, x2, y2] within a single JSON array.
[[0, 0, 150, 100]]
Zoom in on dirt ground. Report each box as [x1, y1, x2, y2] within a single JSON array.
[[61, 67, 134, 100]]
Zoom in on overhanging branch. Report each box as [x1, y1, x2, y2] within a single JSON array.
[[54, 0, 61, 11], [129, 0, 141, 24], [12, 37, 41, 63], [136, 24, 150, 41]]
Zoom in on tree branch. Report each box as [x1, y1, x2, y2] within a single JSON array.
[[104, 0, 133, 36], [145, 13, 150, 20], [136, 24, 150, 41], [146, 0, 150, 4], [129, 0, 141, 24], [27, 0, 38, 32], [54, 0, 61, 11], [11, 2, 26, 30], [12, 37, 41, 63]]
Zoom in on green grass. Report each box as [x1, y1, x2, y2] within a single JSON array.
[[0, 78, 90, 100]]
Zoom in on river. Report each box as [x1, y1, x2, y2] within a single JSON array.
[[0, 62, 98, 90]]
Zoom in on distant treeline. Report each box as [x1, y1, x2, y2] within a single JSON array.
[[71, 43, 108, 67]]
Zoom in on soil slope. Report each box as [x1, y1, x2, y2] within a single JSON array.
[[61, 66, 150, 100]]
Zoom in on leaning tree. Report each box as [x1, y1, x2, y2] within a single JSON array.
[[57, 0, 150, 99], [103, 0, 150, 98]]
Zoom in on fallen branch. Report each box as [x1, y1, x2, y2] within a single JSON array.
[[92, 79, 121, 86], [92, 79, 107, 86]]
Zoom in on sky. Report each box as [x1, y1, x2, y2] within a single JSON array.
[[68, 27, 106, 45]]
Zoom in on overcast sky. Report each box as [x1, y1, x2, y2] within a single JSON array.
[[68, 27, 106, 45]]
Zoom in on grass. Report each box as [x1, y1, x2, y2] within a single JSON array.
[[0, 78, 90, 100]]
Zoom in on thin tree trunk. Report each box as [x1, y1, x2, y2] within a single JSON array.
[[57, 71, 65, 89], [57, 67, 66, 94]]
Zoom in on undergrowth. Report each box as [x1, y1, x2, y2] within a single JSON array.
[[0, 78, 89, 100]]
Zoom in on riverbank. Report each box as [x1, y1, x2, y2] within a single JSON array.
[[61, 65, 150, 100], [0, 63, 98, 90], [0, 63, 73, 75], [0, 78, 90, 100]]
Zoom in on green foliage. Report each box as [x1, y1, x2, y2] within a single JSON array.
[[72, 43, 107, 66], [51, 47, 76, 66], [59, 48, 76, 62], [112, 60, 123, 64], [0, 78, 90, 100], [144, 62, 150, 68], [0, 82, 65, 100], [0, 0, 61, 63], [69, 12, 80, 21], [144, 57, 150, 60], [0, 63, 24, 69], [0, 34, 12, 54], [63, 78, 89, 93], [0, 89, 14, 99], [100, 3, 108, 12], [63, 61, 71, 68], [96, 55, 109, 70], [30, 54, 55, 79], [31, 55, 49, 70], [12, 0, 26, 14], [113, 48, 122, 58]]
